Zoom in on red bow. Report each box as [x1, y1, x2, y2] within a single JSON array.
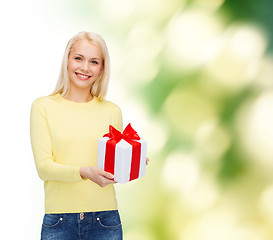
[[103, 123, 141, 181], [103, 123, 140, 142]]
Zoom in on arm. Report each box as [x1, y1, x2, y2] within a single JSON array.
[[30, 99, 83, 182]]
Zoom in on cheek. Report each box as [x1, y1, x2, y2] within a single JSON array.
[[67, 57, 81, 73], [96, 65, 103, 75], [68, 61, 76, 73]]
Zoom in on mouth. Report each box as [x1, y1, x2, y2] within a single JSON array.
[[75, 72, 92, 81]]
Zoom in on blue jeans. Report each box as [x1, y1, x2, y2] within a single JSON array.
[[41, 210, 123, 240]]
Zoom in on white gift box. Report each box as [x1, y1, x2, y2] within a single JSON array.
[[97, 137, 147, 184]]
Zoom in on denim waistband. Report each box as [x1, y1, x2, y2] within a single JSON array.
[[45, 210, 118, 222]]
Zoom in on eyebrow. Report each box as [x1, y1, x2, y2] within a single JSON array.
[[74, 53, 102, 61]]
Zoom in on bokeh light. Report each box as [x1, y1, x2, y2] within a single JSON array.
[[205, 23, 267, 92], [163, 86, 218, 138], [237, 91, 273, 171], [166, 9, 223, 72]]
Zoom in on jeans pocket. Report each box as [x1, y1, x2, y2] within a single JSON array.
[[97, 210, 122, 228], [42, 214, 63, 228]]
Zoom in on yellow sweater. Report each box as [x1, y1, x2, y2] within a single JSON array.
[[30, 93, 123, 213]]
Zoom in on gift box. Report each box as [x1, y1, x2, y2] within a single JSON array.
[[97, 123, 147, 184]]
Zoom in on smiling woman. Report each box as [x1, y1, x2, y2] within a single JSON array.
[[30, 31, 124, 240]]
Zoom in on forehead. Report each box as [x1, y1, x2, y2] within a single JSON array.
[[70, 39, 102, 58]]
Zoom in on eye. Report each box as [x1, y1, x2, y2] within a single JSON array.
[[91, 60, 99, 64], [75, 57, 82, 61]]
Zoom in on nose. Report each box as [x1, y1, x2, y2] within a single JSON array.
[[80, 60, 89, 73]]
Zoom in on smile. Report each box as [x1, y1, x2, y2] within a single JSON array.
[[75, 72, 92, 80]]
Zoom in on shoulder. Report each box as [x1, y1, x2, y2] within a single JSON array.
[[31, 94, 58, 108], [97, 99, 122, 113]]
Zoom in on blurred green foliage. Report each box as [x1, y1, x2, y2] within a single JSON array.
[[221, 0, 273, 52]]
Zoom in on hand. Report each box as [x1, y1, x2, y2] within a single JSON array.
[[146, 157, 150, 165], [80, 166, 116, 187]]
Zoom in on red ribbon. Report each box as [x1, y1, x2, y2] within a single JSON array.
[[103, 123, 141, 181]]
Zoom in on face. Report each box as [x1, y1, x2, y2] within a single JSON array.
[[67, 39, 103, 92]]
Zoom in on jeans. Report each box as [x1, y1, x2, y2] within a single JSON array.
[[41, 210, 123, 240]]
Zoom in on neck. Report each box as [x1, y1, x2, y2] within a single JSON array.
[[63, 89, 93, 103]]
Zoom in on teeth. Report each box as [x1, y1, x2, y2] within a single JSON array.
[[77, 73, 90, 79]]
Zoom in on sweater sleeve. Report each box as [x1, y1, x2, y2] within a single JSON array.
[[30, 99, 83, 182]]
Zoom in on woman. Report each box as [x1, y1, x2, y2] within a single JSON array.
[[30, 31, 146, 240]]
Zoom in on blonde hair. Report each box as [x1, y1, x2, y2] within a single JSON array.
[[49, 31, 110, 101]]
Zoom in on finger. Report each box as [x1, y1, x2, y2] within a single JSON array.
[[104, 179, 117, 185], [110, 180, 117, 184], [102, 170, 115, 179], [97, 168, 114, 178]]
